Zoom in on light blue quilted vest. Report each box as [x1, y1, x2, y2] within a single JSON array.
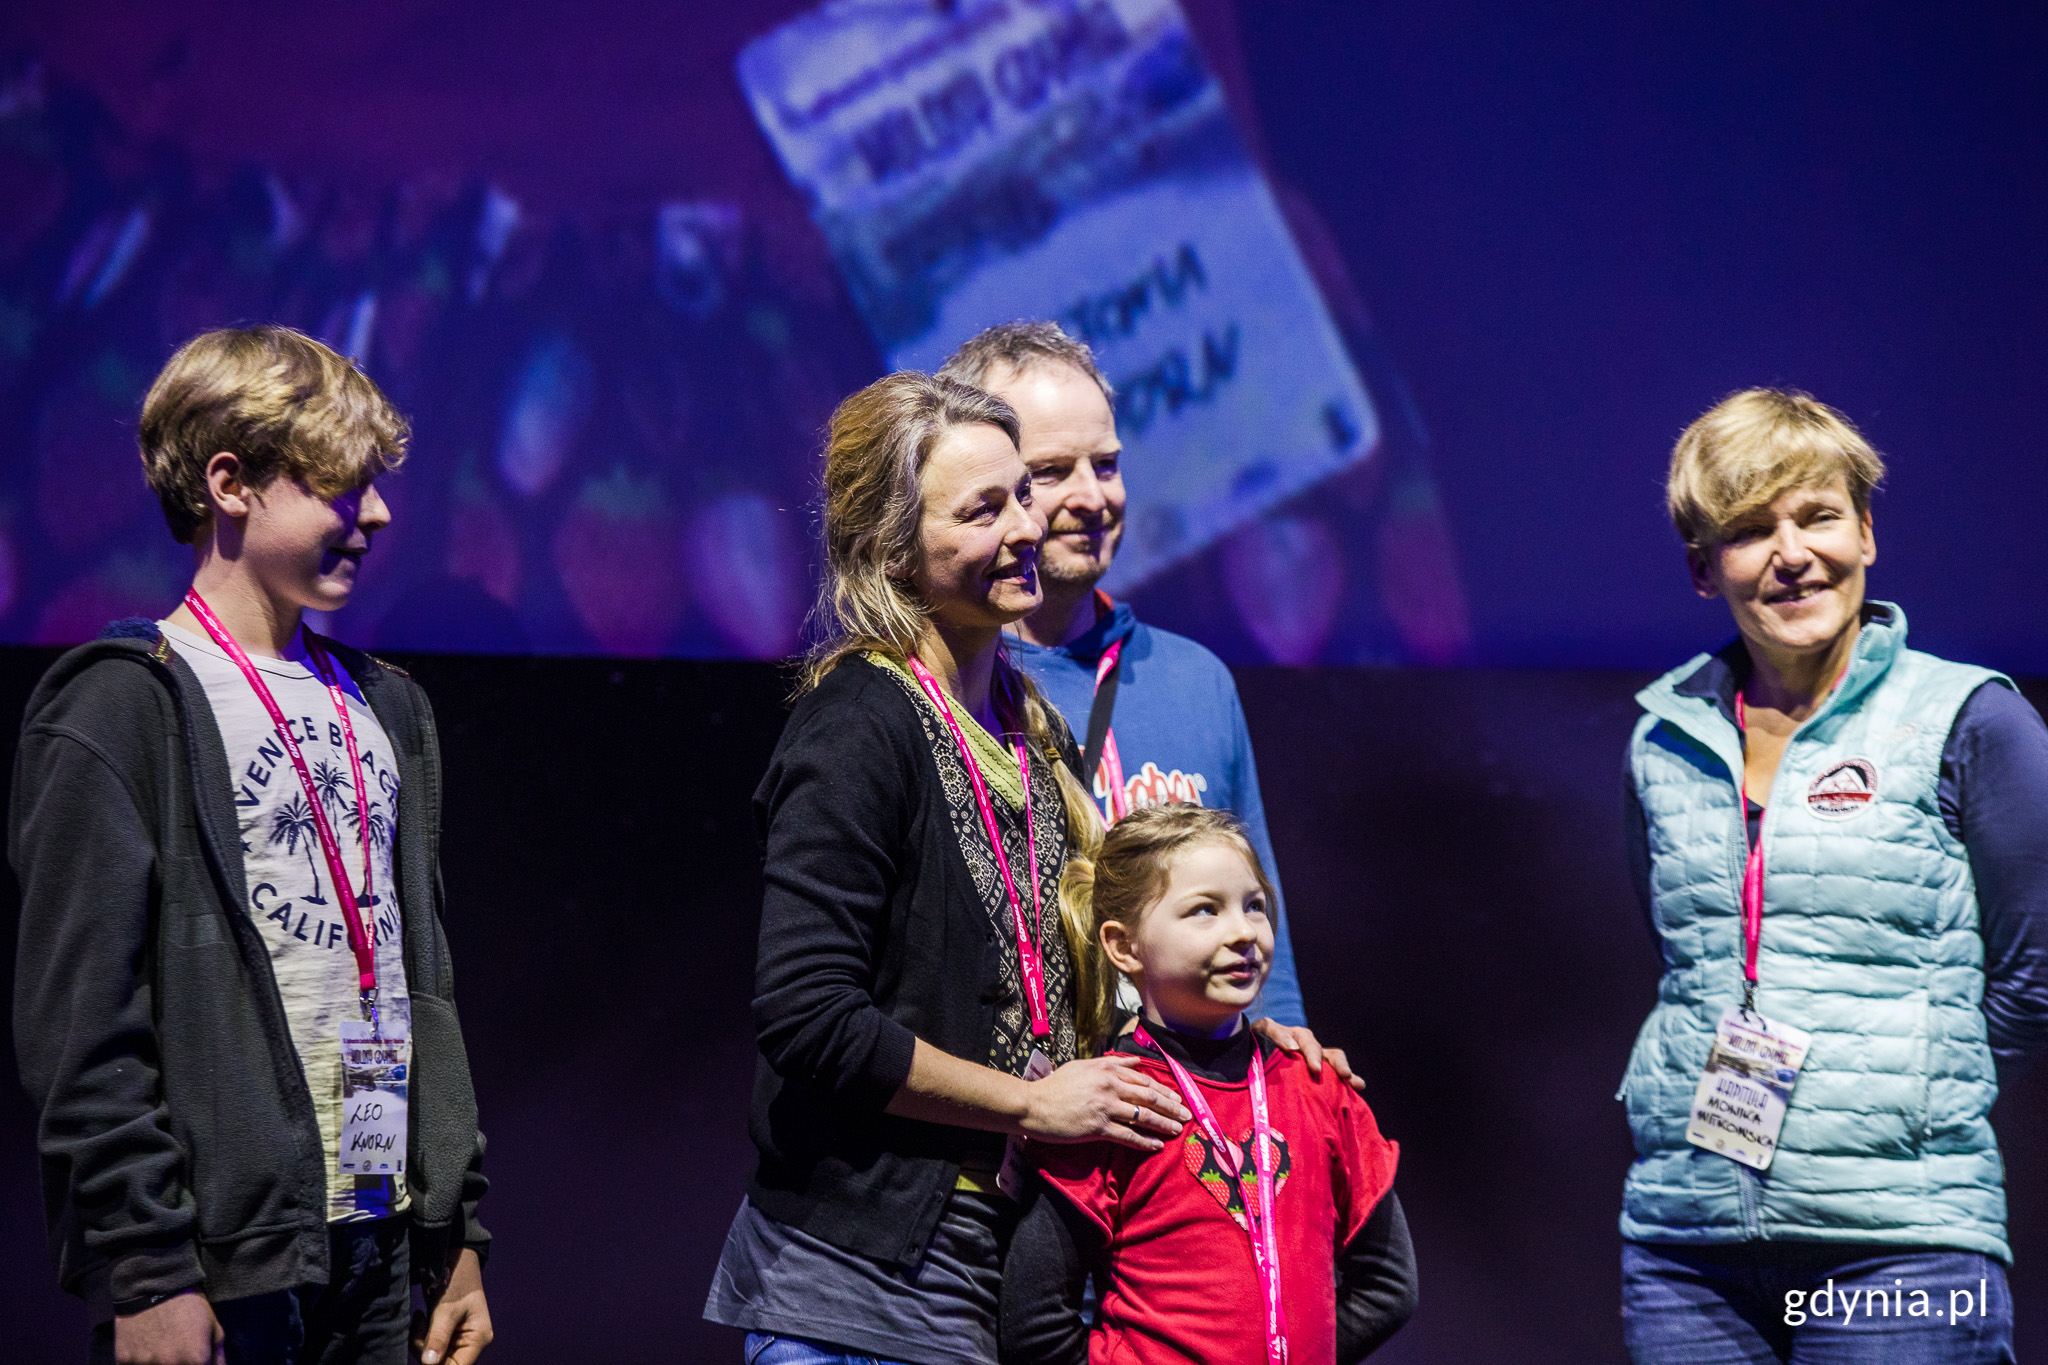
[[1618, 603, 2013, 1261]]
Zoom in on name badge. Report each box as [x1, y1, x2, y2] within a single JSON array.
[[339, 1020, 410, 1176], [998, 1046, 1055, 1201], [1685, 1006, 1811, 1171]]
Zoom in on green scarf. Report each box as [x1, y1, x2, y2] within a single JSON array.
[[871, 652, 1026, 810]]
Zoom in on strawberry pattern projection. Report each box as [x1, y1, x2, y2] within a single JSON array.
[[497, 333, 593, 498], [0, 523, 17, 619], [0, 103, 68, 263], [0, 53, 1473, 667], [553, 467, 688, 656], [684, 492, 804, 658], [56, 205, 152, 311], [1223, 513, 1345, 665], [34, 549, 186, 645], [1373, 471, 1472, 666], [446, 462, 519, 606], [1181, 1122, 1293, 1234], [37, 358, 157, 555]]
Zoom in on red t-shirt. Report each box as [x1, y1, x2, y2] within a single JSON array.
[[1035, 1043, 1399, 1365]]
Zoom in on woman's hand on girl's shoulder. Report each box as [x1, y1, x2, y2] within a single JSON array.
[[1020, 1056, 1191, 1152], [1253, 1018, 1369, 1094]]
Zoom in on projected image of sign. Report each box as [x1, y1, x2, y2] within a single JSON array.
[[738, 0, 1380, 590]]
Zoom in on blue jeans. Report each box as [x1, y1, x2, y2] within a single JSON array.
[[744, 1334, 920, 1365], [1622, 1241, 2014, 1364]]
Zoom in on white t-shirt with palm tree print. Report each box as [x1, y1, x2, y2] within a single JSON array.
[[162, 619, 412, 1222]]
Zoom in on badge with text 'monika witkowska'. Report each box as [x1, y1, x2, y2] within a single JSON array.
[[1685, 1007, 1811, 1171]]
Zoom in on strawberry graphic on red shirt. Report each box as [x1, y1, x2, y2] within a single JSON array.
[[1182, 1123, 1292, 1233]]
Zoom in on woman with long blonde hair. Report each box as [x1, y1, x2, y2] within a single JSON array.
[[702, 372, 1195, 1365]]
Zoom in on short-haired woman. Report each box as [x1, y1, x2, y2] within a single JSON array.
[[1617, 389, 2048, 1363]]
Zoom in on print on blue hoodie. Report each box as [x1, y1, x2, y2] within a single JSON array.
[[1009, 598, 1306, 1026]]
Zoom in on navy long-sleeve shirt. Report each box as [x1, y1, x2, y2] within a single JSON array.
[[1625, 666, 2048, 1086]]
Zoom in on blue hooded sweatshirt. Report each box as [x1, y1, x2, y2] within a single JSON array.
[[1008, 598, 1305, 1025]]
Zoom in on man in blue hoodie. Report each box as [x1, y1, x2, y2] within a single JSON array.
[[938, 322, 1306, 1026]]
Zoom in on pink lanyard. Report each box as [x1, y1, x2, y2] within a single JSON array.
[[1133, 1021, 1288, 1365], [184, 591, 381, 1011], [1091, 639, 1129, 823], [1734, 691, 1765, 1015], [906, 657, 1051, 1038]]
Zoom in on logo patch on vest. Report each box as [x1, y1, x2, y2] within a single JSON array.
[[1806, 759, 1879, 819]]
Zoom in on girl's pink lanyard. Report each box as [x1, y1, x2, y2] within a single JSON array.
[[1091, 639, 1129, 823], [1734, 690, 1765, 1016], [1133, 1021, 1288, 1365], [184, 591, 381, 1019], [906, 657, 1051, 1038]]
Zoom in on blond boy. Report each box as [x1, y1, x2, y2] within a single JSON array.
[[12, 327, 492, 1365]]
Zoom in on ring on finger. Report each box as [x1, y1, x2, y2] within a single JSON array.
[[1130, 1106, 1141, 1126]]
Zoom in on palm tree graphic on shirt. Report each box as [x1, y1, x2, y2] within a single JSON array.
[[268, 793, 328, 904], [342, 799, 388, 905], [311, 758, 386, 904], [311, 759, 352, 822], [348, 800, 389, 854]]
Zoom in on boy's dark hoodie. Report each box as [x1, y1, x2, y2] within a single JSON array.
[[10, 621, 488, 1321]]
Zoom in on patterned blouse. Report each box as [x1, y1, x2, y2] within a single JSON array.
[[872, 653, 1081, 1075]]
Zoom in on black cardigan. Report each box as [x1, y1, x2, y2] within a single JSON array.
[[746, 654, 1079, 1266]]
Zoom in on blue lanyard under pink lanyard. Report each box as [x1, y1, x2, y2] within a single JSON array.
[[906, 657, 1051, 1038], [1091, 638, 1129, 823], [185, 590, 380, 1012], [1734, 690, 1765, 1015], [1133, 1021, 1288, 1365]]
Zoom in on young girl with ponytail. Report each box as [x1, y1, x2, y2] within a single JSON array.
[[1003, 806, 1416, 1365]]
